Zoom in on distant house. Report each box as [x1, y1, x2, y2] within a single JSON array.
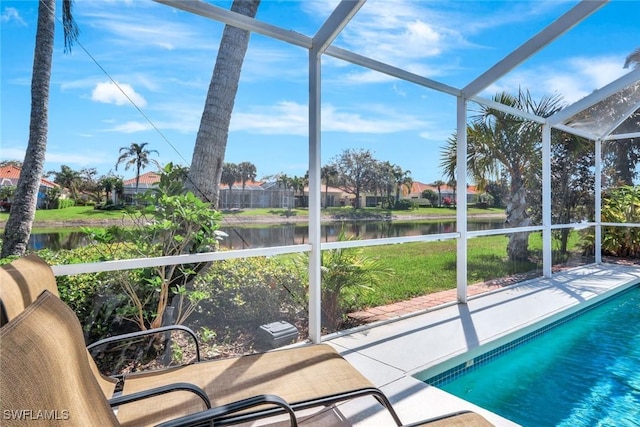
[[121, 171, 161, 204], [405, 181, 478, 206], [0, 165, 58, 209], [219, 181, 294, 209], [120, 174, 294, 209]]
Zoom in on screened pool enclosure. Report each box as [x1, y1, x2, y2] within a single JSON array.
[[52, 0, 640, 346]]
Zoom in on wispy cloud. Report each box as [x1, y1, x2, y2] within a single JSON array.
[[230, 101, 429, 136], [336, 1, 455, 64], [45, 151, 112, 166], [104, 121, 151, 134], [2, 145, 111, 168], [486, 55, 629, 103], [1, 7, 26, 26], [78, 3, 218, 52], [91, 81, 147, 107]]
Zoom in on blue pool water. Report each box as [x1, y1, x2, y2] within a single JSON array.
[[433, 287, 640, 427]]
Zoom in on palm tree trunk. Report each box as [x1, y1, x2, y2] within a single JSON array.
[[135, 163, 140, 195], [187, 0, 261, 207], [1, 0, 55, 257], [505, 175, 530, 262]]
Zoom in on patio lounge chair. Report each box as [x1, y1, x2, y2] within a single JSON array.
[[0, 255, 493, 426], [0, 256, 401, 425], [0, 290, 298, 427]]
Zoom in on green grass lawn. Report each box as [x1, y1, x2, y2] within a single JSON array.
[[343, 232, 583, 309], [0, 206, 129, 223]]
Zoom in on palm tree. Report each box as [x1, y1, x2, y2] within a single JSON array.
[[186, 0, 261, 207], [624, 47, 640, 69], [115, 142, 160, 196], [432, 180, 445, 207], [290, 176, 307, 208], [276, 173, 293, 208], [237, 161, 257, 208], [393, 166, 412, 205], [2, 0, 78, 258], [440, 89, 564, 262], [47, 165, 81, 200], [220, 162, 240, 208], [321, 164, 338, 208]]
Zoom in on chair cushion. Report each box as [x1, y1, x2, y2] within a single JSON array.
[[0, 254, 58, 325], [117, 344, 376, 426], [0, 291, 119, 426], [406, 411, 494, 426], [0, 255, 118, 398]]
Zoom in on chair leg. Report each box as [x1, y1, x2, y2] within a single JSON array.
[[369, 390, 403, 426]]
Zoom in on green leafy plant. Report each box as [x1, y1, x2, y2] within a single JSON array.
[[82, 164, 225, 331], [295, 229, 393, 330], [593, 186, 640, 257], [191, 256, 306, 349]]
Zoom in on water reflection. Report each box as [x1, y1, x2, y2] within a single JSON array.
[[26, 219, 503, 251], [28, 230, 92, 251]]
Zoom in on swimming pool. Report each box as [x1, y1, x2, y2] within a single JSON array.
[[425, 286, 640, 427]]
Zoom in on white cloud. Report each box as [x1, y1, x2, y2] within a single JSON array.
[[106, 121, 151, 133], [484, 55, 629, 104], [45, 151, 111, 166], [0, 145, 112, 169], [337, 0, 452, 65], [91, 81, 147, 107], [80, 7, 217, 52], [230, 101, 429, 136], [0, 147, 26, 161], [568, 56, 628, 91], [1, 7, 26, 26]]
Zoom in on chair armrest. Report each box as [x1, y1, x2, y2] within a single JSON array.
[[109, 382, 211, 409], [155, 394, 297, 427], [88, 324, 201, 362]]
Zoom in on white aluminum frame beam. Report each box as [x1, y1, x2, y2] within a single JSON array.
[[553, 123, 599, 141], [308, 0, 362, 344], [325, 45, 461, 97], [462, 0, 607, 99], [456, 96, 468, 302], [471, 95, 546, 124], [542, 125, 552, 277], [598, 100, 640, 140], [153, 0, 460, 97], [606, 131, 640, 141], [595, 138, 602, 264], [154, 0, 312, 48], [313, 0, 365, 54]]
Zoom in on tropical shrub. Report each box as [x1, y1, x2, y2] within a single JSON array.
[[82, 164, 225, 331], [596, 186, 640, 257], [37, 245, 137, 342], [294, 230, 393, 331]]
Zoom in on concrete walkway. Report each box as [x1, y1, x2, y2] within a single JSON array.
[[322, 263, 640, 426]]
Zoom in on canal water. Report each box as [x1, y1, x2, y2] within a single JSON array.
[[26, 218, 504, 251]]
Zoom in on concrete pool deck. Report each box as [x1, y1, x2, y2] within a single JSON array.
[[310, 263, 640, 426]]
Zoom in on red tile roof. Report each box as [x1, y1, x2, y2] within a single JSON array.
[[122, 171, 161, 186], [0, 165, 56, 188], [409, 181, 477, 195]]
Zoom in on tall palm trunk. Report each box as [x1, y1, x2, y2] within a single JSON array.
[[505, 174, 530, 262], [1, 0, 55, 257], [187, 0, 261, 207]]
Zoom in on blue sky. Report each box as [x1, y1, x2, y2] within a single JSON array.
[[1, 0, 638, 185]]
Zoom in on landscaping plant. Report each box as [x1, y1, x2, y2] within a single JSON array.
[[295, 229, 393, 331]]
